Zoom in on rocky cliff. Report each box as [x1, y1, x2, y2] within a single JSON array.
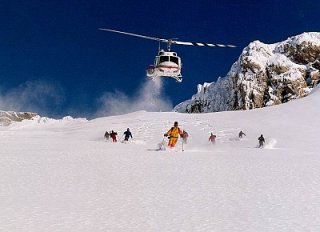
[[174, 32, 320, 113]]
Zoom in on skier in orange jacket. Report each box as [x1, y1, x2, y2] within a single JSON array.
[[164, 121, 183, 148]]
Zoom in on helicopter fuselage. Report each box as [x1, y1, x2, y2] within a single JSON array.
[[146, 50, 182, 82]]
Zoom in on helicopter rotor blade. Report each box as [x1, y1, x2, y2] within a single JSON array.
[[173, 40, 236, 48], [99, 28, 168, 43], [99, 28, 236, 48]]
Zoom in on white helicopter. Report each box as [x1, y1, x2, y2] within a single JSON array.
[[99, 28, 236, 82]]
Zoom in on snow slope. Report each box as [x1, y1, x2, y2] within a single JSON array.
[[0, 86, 320, 232]]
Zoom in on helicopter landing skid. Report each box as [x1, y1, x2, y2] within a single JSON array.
[[173, 76, 183, 82], [148, 75, 182, 83]]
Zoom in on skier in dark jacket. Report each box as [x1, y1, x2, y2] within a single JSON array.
[[123, 128, 133, 141], [239, 130, 246, 138], [104, 131, 110, 140], [258, 134, 265, 148], [209, 133, 216, 144]]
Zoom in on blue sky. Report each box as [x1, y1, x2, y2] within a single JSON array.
[[0, 0, 318, 118]]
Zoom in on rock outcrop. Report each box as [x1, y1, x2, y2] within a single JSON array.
[[0, 111, 38, 126]]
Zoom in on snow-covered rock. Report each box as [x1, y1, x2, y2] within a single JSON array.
[[0, 111, 38, 126], [175, 32, 320, 113], [0, 111, 88, 126]]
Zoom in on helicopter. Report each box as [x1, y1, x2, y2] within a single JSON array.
[[99, 28, 236, 82]]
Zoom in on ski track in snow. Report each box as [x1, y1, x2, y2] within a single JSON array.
[[1, 90, 320, 231]]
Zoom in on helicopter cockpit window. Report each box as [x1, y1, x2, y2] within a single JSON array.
[[159, 56, 169, 63], [170, 56, 179, 65]]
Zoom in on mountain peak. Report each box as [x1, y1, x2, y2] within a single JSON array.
[[175, 32, 320, 113]]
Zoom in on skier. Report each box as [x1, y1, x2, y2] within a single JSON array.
[[258, 134, 265, 148], [123, 128, 133, 141], [110, 130, 118, 142], [239, 130, 246, 138], [104, 131, 110, 140], [209, 133, 216, 144], [181, 130, 189, 144], [164, 121, 183, 148]]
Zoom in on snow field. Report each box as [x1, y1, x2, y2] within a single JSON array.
[[0, 87, 320, 231]]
